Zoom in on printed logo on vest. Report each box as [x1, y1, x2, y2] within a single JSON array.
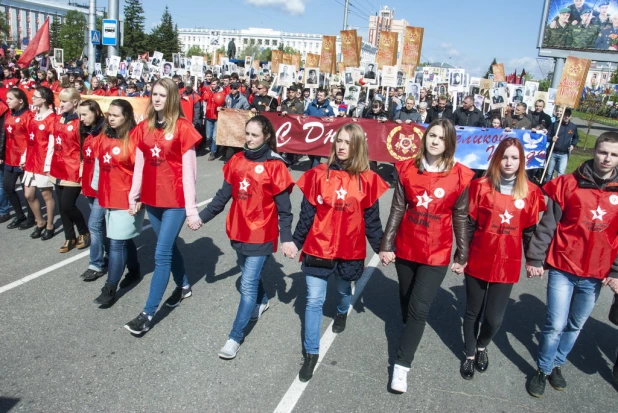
[[68, 125, 74, 131], [255, 165, 264, 174], [317, 195, 324, 204], [514, 199, 525, 209], [165, 133, 174, 141], [15, 118, 20, 123], [434, 188, 445, 198], [112, 147, 121, 155], [591, 206, 607, 221], [610, 195, 618, 205], [38, 124, 45, 130], [416, 191, 433, 209]]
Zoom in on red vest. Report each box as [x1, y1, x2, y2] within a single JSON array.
[[394, 161, 475, 266], [180, 92, 201, 124], [96, 134, 136, 210], [135, 118, 202, 208], [297, 164, 389, 260], [467, 179, 546, 283], [223, 152, 294, 248], [81, 133, 100, 197], [25, 112, 57, 174], [50, 116, 81, 182], [4, 109, 33, 167], [90, 88, 107, 96], [544, 174, 618, 279]]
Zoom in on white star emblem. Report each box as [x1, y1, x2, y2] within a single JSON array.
[[103, 152, 111, 164], [7, 125, 12, 133], [151, 144, 161, 158], [55, 136, 61, 145], [335, 186, 347, 200], [591, 206, 607, 221], [499, 209, 514, 224], [416, 191, 433, 209], [239, 178, 250, 192], [29, 133, 34, 140], [85, 147, 92, 157]]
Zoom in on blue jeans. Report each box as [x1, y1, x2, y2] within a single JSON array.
[[206, 119, 217, 154], [304, 274, 352, 354], [107, 238, 140, 286], [544, 152, 569, 183], [87, 197, 109, 272], [143, 206, 189, 316], [229, 253, 270, 342], [0, 167, 9, 215], [537, 268, 602, 374]]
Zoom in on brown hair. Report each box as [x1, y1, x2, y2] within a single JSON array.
[[414, 119, 457, 172], [245, 115, 278, 152], [595, 131, 618, 150], [146, 78, 185, 136], [484, 138, 529, 200], [7, 88, 29, 111], [107, 99, 137, 160], [328, 123, 369, 175]]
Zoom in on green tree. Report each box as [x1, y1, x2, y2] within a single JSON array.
[[539, 79, 551, 92], [610, 66, 618, 83], [238, 44, 261, 59], [484, 57, 497, 79], [49, 15, 61, 50], [58, 10, 87, 60], [258, 48, 272, 62], [121, 0, 148, 58], [281, 46, 301, 55], [148, 6, 181, 60], [0, 10, 9, 42], [186, 45, 205, 57], [578, 93, 606, 149]]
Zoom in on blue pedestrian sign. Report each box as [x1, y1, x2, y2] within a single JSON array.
[[102, 19, 118, 46], [91, 30, 101, 45]]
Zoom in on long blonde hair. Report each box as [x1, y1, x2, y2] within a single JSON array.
[[414, 119, 457, 172], [328, 123, 369, 175], [146, 78, 185, 136], [484, 138, 529, 200]]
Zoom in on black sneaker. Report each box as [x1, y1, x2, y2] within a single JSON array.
[[299, 354, 319, 382], [164, 286, 192, 308], [332, 313, 347, 334], [475, 348, 489, 373], [0, 214, 10, 223], [82, 268, 104, 282], [526, 369, 548, 398], [94, 283, 116, 307], [548, 366, 567, 391], [124, 312, 152, 335], [460, 358, 475, 380], [118, 268, 141, 289]]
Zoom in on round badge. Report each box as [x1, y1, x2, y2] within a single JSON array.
[[610, 195, 618, 205], [68, 125, 74, 131], [434, 188, 445, 198], [112, 147, 121, 155], [515, 199, 526, 210], [38, 124, 45, 130], [15, 118, 20, 123], [165, 133, 174, 141], [317, 195, 324, 205], [254, 165, 264, 174]]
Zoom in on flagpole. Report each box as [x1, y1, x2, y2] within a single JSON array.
[[540, 108, 566, 182], [88, 0, 96, 80]]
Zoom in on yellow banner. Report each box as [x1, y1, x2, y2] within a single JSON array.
[[320, 35, 337, 74], [306, 53, 320, 68], [376, 31, 398, 69], [282, 53, 292, 65], [291, 53, 301, 70], [86, 95, 151, 123], [271, 50, 283, 75], [554, 56, 591, 109], [341, 29, 360, 67], [492, 63, 506, 82], [401, 26, 424, 68]]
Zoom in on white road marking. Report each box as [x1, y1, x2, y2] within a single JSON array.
[[0, 198, 213, 295], [273, 253, 381, 413]]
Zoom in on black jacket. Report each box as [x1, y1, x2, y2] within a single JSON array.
[[292, 162, 384, 281], [0, 109, 6, 161], [426, 106, 454, 123], [528, 110, 552, 130], [362, 107, 388, 120], [453, 107, 486, 127], [548, 120, 579, 154]]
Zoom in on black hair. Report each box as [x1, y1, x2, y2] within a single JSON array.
[[35, 86, 56, 112], [246, 115, 278, 153]]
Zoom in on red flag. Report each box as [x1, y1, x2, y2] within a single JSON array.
[[17, 18, 50, 68], [140, 52, 149, 60], [518, 69, 526, 85]]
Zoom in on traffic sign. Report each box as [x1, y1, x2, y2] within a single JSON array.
[[102, 19, 117, 46], [91, 30, 101, 45]]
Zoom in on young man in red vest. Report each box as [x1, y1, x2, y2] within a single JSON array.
[[525, 131, 618, 397]]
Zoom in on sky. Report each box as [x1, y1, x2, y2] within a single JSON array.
[[118, 0, 549, 79]]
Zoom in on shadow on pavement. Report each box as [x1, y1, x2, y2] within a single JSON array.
[[0, 397, 20, 412]]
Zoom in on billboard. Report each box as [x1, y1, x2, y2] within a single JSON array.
[[538, 0, 618, 62]]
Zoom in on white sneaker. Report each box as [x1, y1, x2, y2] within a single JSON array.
[[391, 364, 410, 393], [250, 300, 270, 321], [218, 339, 241, 359]]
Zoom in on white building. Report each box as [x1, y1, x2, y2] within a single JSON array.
[[178, 27, 378, 66], [368, 6, 409, 65], [2, 0, 96, 48]]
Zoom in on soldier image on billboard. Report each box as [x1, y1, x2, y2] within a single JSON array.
[[595, 1, 612, 28], [545, 7, 573, 48], [595, 14, 618, 49], [570, 8, 600, 48], [550, 0, 598, 26]]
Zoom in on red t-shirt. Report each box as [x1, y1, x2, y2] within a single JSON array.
[[25, 111, 57, 174], [4, 109, 34, 167]]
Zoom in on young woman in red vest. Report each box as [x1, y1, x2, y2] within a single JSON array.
[[124, 78, 202, 335], [460, 138, 545, 380], [49, 88, 90, 253], [292, 123, 389, 381], [195, 115, 295, 359], [379, 119, 475, 393], [23, 86, 57, 240], [42, 69, 60, 93], [3, 88, 35, 230], [92, 99, 142, 306], [88, 77, 107, 96], [78, 100, 109, 281]]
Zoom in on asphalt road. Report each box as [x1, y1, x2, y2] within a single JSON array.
[[0, 154, 617, 413]]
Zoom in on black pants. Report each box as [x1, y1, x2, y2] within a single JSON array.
[[55, 185, 88, 240], [395, 257, 448, 367], [3, 166, 32, 221], [463, 274, 513, 358]]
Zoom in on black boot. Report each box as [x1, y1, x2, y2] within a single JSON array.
[[299, 354, 319, 382], [460, 358, 475, 380], [94, 283, 117, 307], [332, 313, 347, 334]]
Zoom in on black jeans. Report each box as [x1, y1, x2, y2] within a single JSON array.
[[463, 274, 513, 358], [55, 185, 88, 240], [395, 257, 448, 368], [3, 166, 32, 221]]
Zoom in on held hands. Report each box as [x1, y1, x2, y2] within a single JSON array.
[[186, 215, 203, 231], [450, 262, 466, 274], [379, 251, 396, 266], [128, 202, 142, 216], [526, 264, 544, 279], [281, 241, 298, 259], [602, 277, 618, 294]]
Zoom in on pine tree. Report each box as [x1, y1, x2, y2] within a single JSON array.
[[149, 7, 180, 60], [484, 58, 497, 79], [121, 0, 148, 58], [49, 15, 61, 50], [58, 10, 87, 60]]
